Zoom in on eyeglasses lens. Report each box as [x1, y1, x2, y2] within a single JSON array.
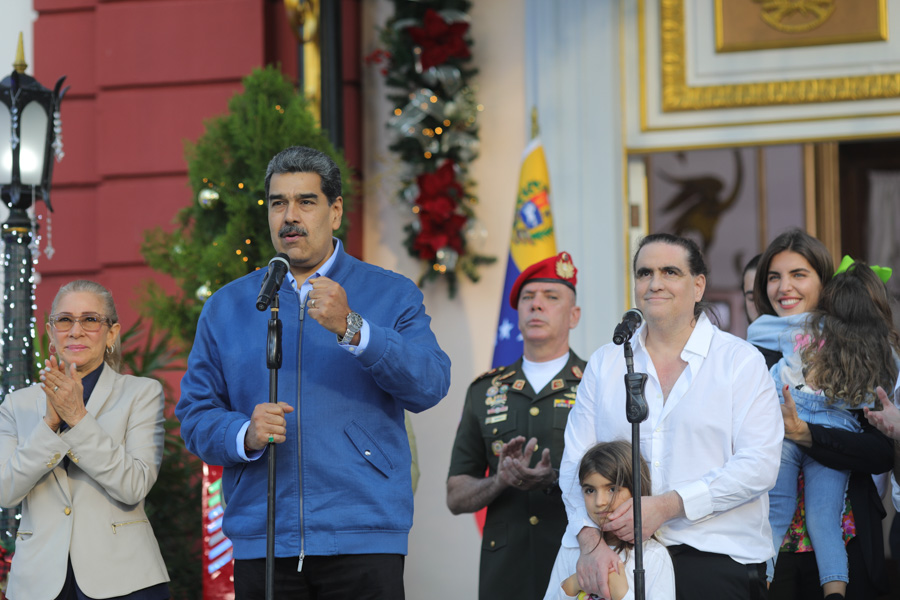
[[51, 315, 105, 332]]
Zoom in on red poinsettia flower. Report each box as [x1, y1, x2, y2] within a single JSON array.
[[406, 9, 471, 71], [418, 195, 456, 222], [416, 161, 462, 200], [413, 214, 466, 260], [410, 161, 468, 261]]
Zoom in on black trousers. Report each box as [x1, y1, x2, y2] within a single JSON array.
[[769, 539, 880, 600], [233, 554, 405, 600], [669, 545, 767, 600]]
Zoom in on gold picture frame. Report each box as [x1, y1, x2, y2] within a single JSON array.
[[652, 0, 900, 112], [714, 0, 887, 53]]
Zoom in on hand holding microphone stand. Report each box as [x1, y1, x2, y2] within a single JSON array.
[[256, 253, 290, 600], [613, 309, 648, 600]]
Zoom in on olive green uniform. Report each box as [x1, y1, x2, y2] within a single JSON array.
[[448, 352, 586, 600]]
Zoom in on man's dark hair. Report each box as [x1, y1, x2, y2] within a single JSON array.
[[742, 254, 761, 284], [264, 146, 342, 205], [632, 233, 709, 319]]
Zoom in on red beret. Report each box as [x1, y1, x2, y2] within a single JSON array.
[[509, 251, 578, 309]]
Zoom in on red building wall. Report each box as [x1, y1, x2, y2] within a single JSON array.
[[28, 3, 362, 595], [31, 0, 362, 340]]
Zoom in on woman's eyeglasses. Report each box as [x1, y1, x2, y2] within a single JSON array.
[[48, 313, 113, 332]]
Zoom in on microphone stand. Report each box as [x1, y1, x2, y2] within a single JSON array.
[[265, 293, 282, 600], [623, 340, 649, 600]]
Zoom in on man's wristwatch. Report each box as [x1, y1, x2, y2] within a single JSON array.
[[339, 311, 363, 345]]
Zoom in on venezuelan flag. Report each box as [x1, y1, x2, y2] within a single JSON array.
[[491, 138, 557, 368]]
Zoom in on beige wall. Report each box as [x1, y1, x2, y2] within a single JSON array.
[[362, 0, 527, 596]]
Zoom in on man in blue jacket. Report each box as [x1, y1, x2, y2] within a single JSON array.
[[176, 145, 452, 599]]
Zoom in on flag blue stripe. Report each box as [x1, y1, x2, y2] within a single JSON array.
[[491, 252, 523, 368]]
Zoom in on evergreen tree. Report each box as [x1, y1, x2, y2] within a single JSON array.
[[142, 65, 353, 345]]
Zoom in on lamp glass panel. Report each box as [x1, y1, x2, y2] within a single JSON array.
[[0, 105, 10, 185], [20, 101, 48, 186]]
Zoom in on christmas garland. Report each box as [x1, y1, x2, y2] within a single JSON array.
[[370, 0, 494, 297]]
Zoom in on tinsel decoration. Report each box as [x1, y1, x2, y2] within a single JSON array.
[[371, 0, 495, 297]]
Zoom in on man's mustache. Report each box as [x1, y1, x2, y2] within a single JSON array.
[[279, 225, 308, 238]]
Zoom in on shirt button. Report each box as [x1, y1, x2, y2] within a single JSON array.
[[529, 516, 539, 525], [492, 428, 498, 435], [364, 450, 371, 456], [490, 540, 496, 548], [654, 461, 660, 467], [64, 507, 71, 515], [529, 407, 540, 416], [534, 443, 540, 452]]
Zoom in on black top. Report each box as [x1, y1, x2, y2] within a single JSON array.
[[754, 344, 891, 596]]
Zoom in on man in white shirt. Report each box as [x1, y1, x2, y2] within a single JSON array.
[[558, 233, 783, 600]]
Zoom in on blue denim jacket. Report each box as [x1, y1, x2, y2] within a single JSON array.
[[749, 313, 871, 433]]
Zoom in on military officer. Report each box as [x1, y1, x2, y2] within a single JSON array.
[[447, 252, 585, 600]]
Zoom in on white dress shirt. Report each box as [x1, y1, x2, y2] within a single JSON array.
[[560, 313, 783, 564]]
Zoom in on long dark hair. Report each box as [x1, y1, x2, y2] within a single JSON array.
[[578, 440, 651, 554], [753, 229, 833, 317], [802, 262, 900, 407], [633, 233, 710, 320]]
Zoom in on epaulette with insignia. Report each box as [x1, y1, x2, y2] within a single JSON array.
[[472, 365, 504, 383], [495, 370, 516, 382], [492, 370, 517, 387]]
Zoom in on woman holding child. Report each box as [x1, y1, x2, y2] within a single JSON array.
[[749, 229, 894, 600]]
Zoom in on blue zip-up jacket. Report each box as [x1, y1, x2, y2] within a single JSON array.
[[176, 245, 451, 560]]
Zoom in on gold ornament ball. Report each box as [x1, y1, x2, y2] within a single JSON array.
[[198, 188, 220, 208]]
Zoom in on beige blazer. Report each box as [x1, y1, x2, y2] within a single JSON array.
[[0, 366, 170, 600]]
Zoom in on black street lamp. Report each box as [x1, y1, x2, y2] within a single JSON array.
[[0, 33, 67, 398]]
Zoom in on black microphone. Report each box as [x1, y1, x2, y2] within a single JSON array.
[[612, 309, 643, 345], [256, 253, 290, 311]]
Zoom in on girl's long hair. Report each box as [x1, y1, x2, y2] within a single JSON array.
[[578, 440, 651, 554], [802, 263, 900, 407]]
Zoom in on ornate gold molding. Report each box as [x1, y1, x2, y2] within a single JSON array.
[[658, 0, 900, 112], [756, 0, 835, 34], [715, 0, 886, 53], [284, 0, 321, 123], [803, 142, 842, 262]]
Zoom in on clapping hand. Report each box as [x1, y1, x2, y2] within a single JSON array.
[[865, 387, 900, 440], [39, 357, 87, 431], [497, 436, 555, 491]]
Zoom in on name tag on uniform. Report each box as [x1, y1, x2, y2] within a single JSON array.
[[485, 414, 508, 424]]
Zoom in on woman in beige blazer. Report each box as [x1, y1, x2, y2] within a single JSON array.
[[0, 280, 170, 600]]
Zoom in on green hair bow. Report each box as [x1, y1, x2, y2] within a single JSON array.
[[835, 255, 892, 284]]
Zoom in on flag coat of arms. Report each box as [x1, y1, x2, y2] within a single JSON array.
[[491, 138, 557, 368]]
